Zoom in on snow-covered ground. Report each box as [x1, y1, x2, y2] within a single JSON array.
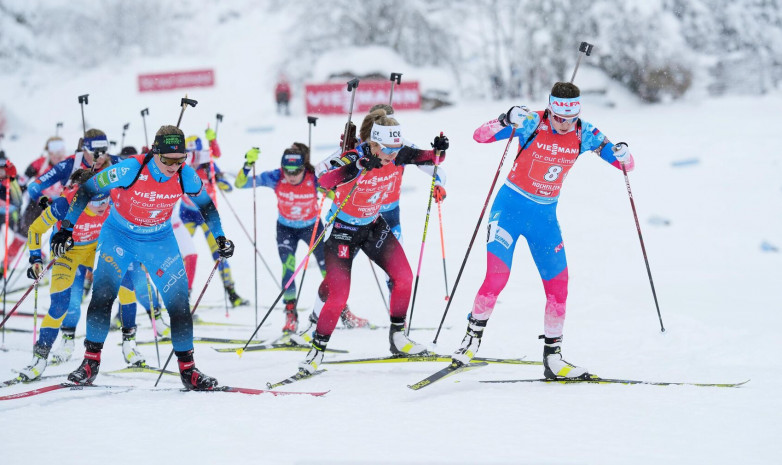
[[2, 25, 782, 465]]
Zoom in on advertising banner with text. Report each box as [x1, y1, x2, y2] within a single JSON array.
[[305, 81, 420, 114], [138, 69, 215, 92]]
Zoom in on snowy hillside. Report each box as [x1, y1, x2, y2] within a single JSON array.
[[2, 3, 782, 465]]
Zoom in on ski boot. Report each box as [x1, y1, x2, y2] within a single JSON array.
[[451, 314, 487, 366], [282, 299, 298, 333], [340, 305, 369, 329], [110, 311, 122, 331], [50, 327, 76, 365], [298, 332, 329, 375], [226, 286, 249, 308], [18, 345, 50, 381], [67, 341, 103, 384], [290, 311, 318, 346], [153, 307, 170, 337], [389, 318, 428, 356], [121, 326, 146, 366], [177, 350, 218, 390], [542, 336, 590, 380]]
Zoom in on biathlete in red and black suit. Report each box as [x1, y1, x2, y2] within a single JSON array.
[[297, 115, 450, 375]]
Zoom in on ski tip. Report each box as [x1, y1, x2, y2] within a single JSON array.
[[236, 348, 244, 358]]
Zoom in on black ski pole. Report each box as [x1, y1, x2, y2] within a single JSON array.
[[176, 96, 198, 128], [77, 94, 89, 140], [120, 123, 129, 150], [620, 158, 665, 332], [341, 78, 360, 154], [433, 125, 518, 344], [154, 259, 221, 387], [140, 108, 150, 148], [215, 113, 223, 137], [236, 171, 368, 356], [55, 122, 63, 137], [388, 72, 402, 106], [571, 42, 594, 83], [294, 116, 320, 306]]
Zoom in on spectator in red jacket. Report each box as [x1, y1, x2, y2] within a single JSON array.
[[275, 75, 291, 116]]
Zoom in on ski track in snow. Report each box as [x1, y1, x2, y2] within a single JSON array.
[[1, 47, 781, 464]]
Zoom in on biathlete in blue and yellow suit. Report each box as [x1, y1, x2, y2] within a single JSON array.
[[178, 130, 248, 307], [51, 126, 235, 390], [235, 146, 326, 334], [17, 169, 153, 381]]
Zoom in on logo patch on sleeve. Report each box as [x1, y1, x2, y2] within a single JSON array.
[[338, 244, 350, 259]]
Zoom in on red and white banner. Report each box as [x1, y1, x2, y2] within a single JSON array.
[[305, 81, 420, 114], [138, 69, 215, 93]]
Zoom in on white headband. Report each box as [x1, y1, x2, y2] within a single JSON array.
[[47, 140, 66, 152], [370, 123, 403, 145]]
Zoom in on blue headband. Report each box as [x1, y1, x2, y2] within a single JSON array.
[[83, 135, 109, 152]]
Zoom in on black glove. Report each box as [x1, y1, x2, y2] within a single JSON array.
[[432, 134, 449, 152], [50, 228, 74, 257], [357, 154, 383, 172], [216, 236, 234, 258], [330, 151, 359, 168], [38, 196, 50, 210], [27, 256, 44, 280]]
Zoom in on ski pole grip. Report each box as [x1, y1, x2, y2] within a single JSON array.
[[390, 73, 402, 84], [141, 108, 149, 117], [78, 94, 89, 104], [579, 42, 594, 56], [181, 97, 198, 108], [346, 78, 360, 92], [307, 116, 318, 126], [216, 113, 223, 122]]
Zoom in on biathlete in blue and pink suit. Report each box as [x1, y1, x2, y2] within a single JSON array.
[[451, 81, 635, 380], [234, 145, 325, 334], [50, 125, 235, 390]]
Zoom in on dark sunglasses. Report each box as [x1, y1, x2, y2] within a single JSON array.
[[159, 155, 188, 166]]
